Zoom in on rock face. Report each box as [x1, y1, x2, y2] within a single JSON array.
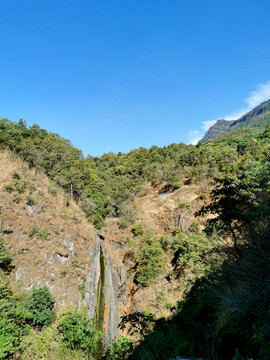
[[199, 119, 233, 143], [85, 236, 122, 344]]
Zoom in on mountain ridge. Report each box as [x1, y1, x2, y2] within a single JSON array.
[[199, 98, 270, 143]]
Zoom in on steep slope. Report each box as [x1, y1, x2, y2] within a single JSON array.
[[0, 150, 125, 343], [199, 98, 270, 143]]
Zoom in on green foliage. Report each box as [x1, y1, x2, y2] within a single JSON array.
[[178, 200, 190, 209], [26, 195, 36, 206], [12, 172, 20, 180], [0, 273, 12, 299], [189, 220, 200, 233], [12, 193, 21, 203], [16, 180, 27, 193], [59, 268, 68, 277], [107, 336, 133, 360], [0, 297, 32, 359], [78, 278, 86, 299], [0, 117, 269, 233], [24, 286, 55, 328], [131, 224, 144, 237], [2, 183, 13, 193], [0, 237, 13, 269], [57, 306, 103, 358], [135, 238, 166, 287], [2, 227, 13, 234], [29, 224, 50, 240], [21, 327, 84, 360], [172, 232, 218, 282], [48, 184, 58, 195], [197, 193, 206, 200]]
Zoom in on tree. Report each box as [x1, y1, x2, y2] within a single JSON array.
[[57, 306, 103, 359], [25, 286, 55, 328], [107, 336, 133, 360], [118, 311, 159, 360], [0, 237, 13, 270]]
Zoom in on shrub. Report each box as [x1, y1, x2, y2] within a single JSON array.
[[39, 228, 50, 240], [118, 219, 130, 229], [189, 220, 200, 233], [2, 227, 13, 234], [0, 237, 13, 269], [197, 193, 206, 200], [159, 235, 174, 250], [26, 195, 36, 206], [81, 196, 96, 218], [29, 224, 40, 238], [48, 184, 58, 195], [24, 286, 55, 328], [0, 297, 32, 358], [131, 224, 144, 237], [60, 268, 68, 277], [135, 239, 166, 286], [0, 274, 12, 298], [29, 225, 50, 240], [173, 180, 184, 189], [57, 307, 103, 356], [21, 327, 84, 360], [2, 183, 13, 193], [12, 193, 21, 203], [178, 200, 190, 209], [12, 172, 20, 180], [16, 180, 27, 193], [107, 336, 133, 360]]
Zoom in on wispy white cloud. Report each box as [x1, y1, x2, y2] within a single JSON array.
[[189, 81, 270, 144], [188, 130, 202, 145], [188, 120, 216, 144], [202, 119, 216, 131], [225, 81, 270, 120]]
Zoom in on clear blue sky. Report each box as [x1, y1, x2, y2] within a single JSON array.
[[1, 0, 270, 155]]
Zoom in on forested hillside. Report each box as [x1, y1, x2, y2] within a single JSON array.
[[0, 108, 269, 359]]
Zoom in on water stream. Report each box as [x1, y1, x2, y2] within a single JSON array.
[[86, 238, 120, 357], [94, 245, 105, 331]]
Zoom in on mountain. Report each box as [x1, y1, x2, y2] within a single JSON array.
[[0, 112, 269, 359], [199, 98, 270, 143]]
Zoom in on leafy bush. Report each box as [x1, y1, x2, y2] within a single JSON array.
[[0, 237, 13, 270], [197, 194, 206, 200], [24, 286, 55, 328], [135, 239, 166, 286], [2, 227, 13, 234], [2, 183, 13, 193], [0, 273, 12, 298], [57, 306, 103, 357], [29, 225, 50, 240], [172, 180, 184, 189], [0, 297, 32, 359], [26, 195, 36, 206], [48, 184, 58, 195], [107, 336, 133, 360], [12, 193, 21, 203], [131, 224, 144, 237], [21, 327, 84, 360], [189, 220, 200, 233], [16, 180, 27, 193], [178, 200, 190, 209], [12, 172, 20, 180]]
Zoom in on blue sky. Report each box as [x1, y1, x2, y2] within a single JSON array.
[[1, 0, 270, 155]]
